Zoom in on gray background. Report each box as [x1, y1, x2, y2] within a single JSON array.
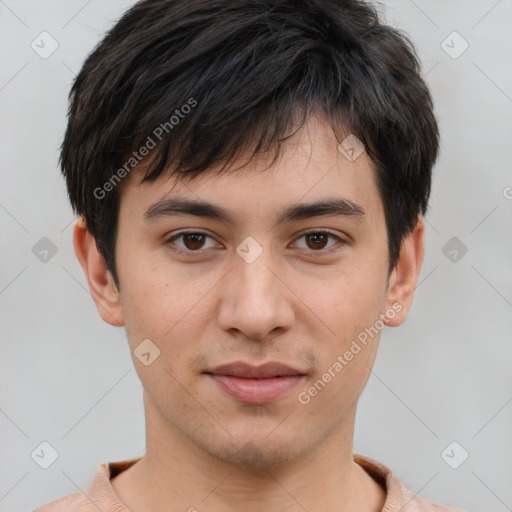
[[1, 1, 511, 511]]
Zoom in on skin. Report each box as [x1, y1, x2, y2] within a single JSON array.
[[74, 117, 425, 512]]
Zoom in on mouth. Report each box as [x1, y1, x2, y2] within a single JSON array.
[[204, 361, 307, 404]]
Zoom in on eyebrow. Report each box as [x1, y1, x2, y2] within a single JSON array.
[[144, 196, 366, 224]]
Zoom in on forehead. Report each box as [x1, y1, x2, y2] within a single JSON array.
[[118, 118, 383, 224]]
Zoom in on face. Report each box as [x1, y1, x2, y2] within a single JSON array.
[[78, 117, 423, 469]]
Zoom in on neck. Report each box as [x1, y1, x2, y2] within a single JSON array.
[[112, 394, 386, 512]]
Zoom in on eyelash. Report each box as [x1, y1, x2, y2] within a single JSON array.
[[165, 230, 346, 258]]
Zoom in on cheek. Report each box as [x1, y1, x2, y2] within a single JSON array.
[[117, 244, 192, 326], [118, 260, 219, 371], [298, 288, 382, 415], [297, 265, 386, 332], [294, 264, 387, 389], [119, 270, 210, 398]]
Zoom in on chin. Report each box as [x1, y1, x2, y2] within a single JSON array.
[[205, 432, 316, 470]]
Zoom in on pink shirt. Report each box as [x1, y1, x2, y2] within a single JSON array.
[[34, 454, 463, 511]]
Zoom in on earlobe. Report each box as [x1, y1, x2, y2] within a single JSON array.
[[383, 216, 426, 327], [73, 217, 125, 327]]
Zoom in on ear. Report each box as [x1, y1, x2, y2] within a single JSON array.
[[73, 216, 125, 327], [383, 215, 425, 327]]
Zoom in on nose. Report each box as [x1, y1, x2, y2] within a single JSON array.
[[216, 245, 295, 341]]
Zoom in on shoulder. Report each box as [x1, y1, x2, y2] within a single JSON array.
[[353, 453, 465, 512], [33, 491, 91, 511], [399, 485, 466, 512], [32, 457, 140, 512]]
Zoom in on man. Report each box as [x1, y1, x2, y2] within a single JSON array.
[[35, 0, 463, 510]]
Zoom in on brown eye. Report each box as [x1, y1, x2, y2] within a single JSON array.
[[167, 231, 218, 253], [292, 230, 344, 255], [182, 233, 206, 250], [305, 232, 329, 250]]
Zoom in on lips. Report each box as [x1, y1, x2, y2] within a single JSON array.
[[204, 361, 307, 404], [205, 361, 306, 379]]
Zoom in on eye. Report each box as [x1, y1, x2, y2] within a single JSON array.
[[166, 231, 219, 254], [292, 230, 345, 254]]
